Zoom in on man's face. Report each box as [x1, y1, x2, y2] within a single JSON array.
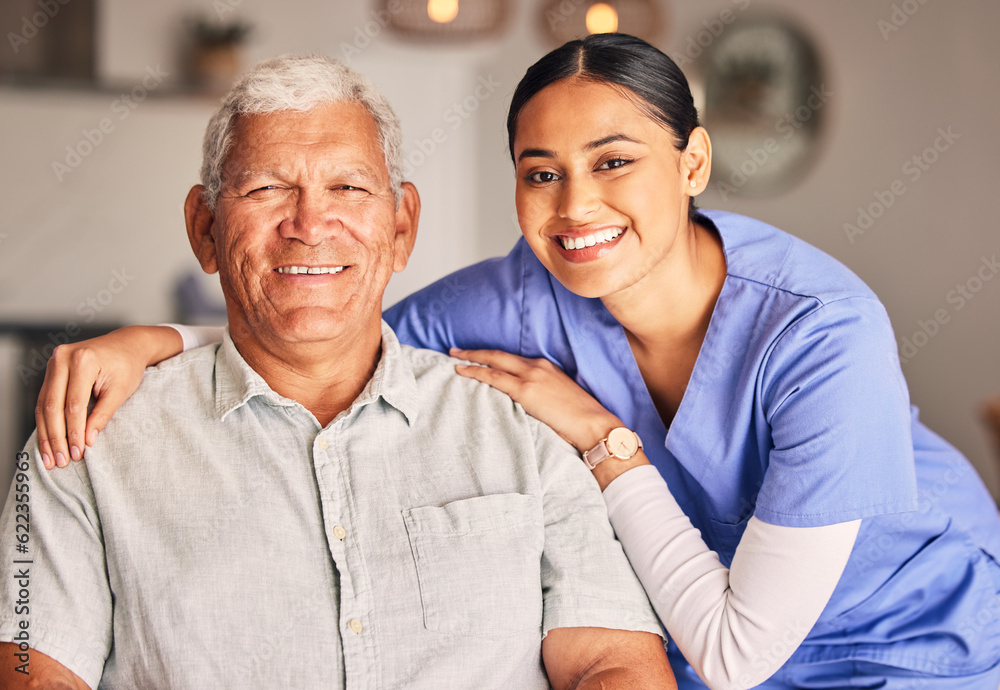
[[197, 102, 412, 348]]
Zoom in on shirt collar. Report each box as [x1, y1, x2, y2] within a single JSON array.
[[214, 321, 419, 426]]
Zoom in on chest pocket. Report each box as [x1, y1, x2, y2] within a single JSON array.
[[402, 493, 544, 637]]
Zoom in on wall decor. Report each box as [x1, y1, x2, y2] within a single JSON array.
[[699, 15, 825, 197], [382, 0, 510, 40]]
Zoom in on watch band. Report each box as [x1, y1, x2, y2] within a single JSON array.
[[582, 427, 643, 469]]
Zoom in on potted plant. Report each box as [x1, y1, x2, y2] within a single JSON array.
[[186, 16, 252, 94]]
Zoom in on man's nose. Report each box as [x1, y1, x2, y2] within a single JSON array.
[[557, 177, 601, 221], [278, 190, 341, 244]]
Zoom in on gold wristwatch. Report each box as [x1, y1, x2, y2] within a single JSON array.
[[582, 427, 643, 469]]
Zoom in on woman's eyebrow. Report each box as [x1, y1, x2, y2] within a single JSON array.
[[585, 133, 643, 150], [517, 148, 554, 163], [517, 134, 644, 163]]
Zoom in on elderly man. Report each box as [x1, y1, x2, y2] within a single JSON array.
[[0, 56, 673, 688]]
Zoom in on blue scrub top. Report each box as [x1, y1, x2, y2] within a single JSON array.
[[384, 209, 1000, 681]]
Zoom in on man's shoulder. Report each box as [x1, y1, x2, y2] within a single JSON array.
[[143, 342, 218, 377], [396, 343, 556, 442], [120, 343, 220, 415], [399, 344, 517, 407]]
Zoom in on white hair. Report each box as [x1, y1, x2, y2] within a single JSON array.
[[199, 54, 404, 209]]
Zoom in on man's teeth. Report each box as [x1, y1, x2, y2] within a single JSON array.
[[276, 266, 346, 275], [559, 227, 623, 250]]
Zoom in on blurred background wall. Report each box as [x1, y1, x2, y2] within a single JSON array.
[[1, 0, 998, 507]]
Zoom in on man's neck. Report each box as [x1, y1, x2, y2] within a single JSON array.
[[229, 319, 384, 427]]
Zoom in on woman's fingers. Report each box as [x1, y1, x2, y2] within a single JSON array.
[[64, 347, 107, 459], [36, 345, 75, 468], [450, 348, 536, 375], [36, 345, 104, 468], [454, 362, 522, 397], [451, 347, 621, 452]]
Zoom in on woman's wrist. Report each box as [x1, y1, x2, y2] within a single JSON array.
[[591, 451, 651, 491], [574, 415, 651, 491], [573, 412, 627, 455]]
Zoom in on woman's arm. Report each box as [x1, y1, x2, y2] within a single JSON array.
[[605, 466, 859, 690], [452, 348, 861, 689], [35, 324, 223, 468]]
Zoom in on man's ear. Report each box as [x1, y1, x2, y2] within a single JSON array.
[[184, 185, 219, 275], [392, 182, 421, 273]]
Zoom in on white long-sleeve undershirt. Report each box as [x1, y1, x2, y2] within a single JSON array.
[[604, 465, 860, 690], [164, 324, 225, 353]]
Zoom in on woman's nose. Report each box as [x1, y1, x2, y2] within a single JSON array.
[[557, 178, 601, 221]]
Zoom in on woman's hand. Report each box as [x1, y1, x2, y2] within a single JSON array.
[[450, 348, 624, 454], [451, 348, 650, 489], [35, 325, 183, 469]]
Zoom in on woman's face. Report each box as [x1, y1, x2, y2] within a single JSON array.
[[513, 78, 699, 300]]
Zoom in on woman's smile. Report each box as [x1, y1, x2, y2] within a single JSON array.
[[552, 225, 626, 263]]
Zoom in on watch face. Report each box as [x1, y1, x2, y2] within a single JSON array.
[[607, 427, 639, 459]]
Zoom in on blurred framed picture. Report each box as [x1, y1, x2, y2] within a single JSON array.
[[700, 16, 825, 197], [1, 0, 96, 84]]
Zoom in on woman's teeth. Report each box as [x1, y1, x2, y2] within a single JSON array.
[[559, 227, 623, 250], [276, 266, 345, 275]]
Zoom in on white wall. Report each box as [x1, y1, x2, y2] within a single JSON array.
[[1, 0, 997, 498]]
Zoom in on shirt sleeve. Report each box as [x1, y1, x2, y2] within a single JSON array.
[[0, 434, 112, 688], [530, 422, 664, 639], [605, 465, 860, 690], [161, 324, 225, 352], [756, 297, 918, 526]]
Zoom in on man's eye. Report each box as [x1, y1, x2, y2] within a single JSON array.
[[246, 185, 282, 197], [597, 158, 632, 171], [526, 171, 559, 184]]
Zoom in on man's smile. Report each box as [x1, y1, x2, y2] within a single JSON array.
[[274, 265, 347, 275]]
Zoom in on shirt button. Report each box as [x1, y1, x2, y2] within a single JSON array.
[[348, 618, 363, 635], [332, 525, 347, 541], [317, 437, 329, 451]]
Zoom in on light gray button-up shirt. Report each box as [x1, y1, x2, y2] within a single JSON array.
[[0, 324, 661, 689]]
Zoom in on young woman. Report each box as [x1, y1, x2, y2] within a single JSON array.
[[33, 34, 1000, 689]]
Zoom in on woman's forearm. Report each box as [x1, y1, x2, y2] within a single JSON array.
[[604, 466, 860, 690]]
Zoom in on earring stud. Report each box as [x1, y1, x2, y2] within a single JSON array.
[[690, 180, 697, 188]]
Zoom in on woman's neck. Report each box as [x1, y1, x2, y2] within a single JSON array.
[[601, 218, 727, 353]]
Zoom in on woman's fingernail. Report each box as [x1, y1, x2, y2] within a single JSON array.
[[70, 446, 81, 461], [41, 453, 52, 469], [87, 429, 98, 446], [55, 452, 67, 468]]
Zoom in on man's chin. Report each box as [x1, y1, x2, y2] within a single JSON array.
[[231, 310, 379, 347]]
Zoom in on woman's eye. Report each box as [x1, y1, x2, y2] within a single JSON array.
[[597, 157, 632, 171], [526, 171, 559, 184]]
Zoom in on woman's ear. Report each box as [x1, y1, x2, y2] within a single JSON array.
[[683, 126, 712, 195], [184, 185, 219, 275]]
